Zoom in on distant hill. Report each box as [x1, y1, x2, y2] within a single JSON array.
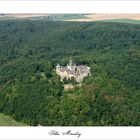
[[0, 14, 87, 21], [1, 14, 140, 24]]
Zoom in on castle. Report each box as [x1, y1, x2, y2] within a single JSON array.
[[56, 59, 91, 83]]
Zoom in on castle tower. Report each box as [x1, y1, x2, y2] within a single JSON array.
[[69, 57, 73, 67], [56, 64, 60, 70], [67, 57, 73, 70]]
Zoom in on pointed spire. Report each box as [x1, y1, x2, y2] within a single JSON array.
[[56, 63, 60, 67], [69, 58, 73, 66]]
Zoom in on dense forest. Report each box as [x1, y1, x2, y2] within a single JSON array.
[[0, 20, 139, 126]]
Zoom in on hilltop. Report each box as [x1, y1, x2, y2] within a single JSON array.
[[0, 20, 139, 126]]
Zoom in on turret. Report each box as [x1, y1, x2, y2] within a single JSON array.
[[69, 58, 73, 67], [56, 64, 60, 70]]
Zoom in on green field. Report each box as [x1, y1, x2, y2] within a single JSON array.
[[0, 113, 26, 126], [0, 14, 87, 21], [28, 14, 87, 21], [99, 18, 140, 24]]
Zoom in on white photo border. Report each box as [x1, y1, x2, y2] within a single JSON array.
[[0, 1, 140, 13], [0, 1, 140, 140]]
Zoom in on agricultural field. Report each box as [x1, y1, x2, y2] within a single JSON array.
[[100, 19, 140, 24]]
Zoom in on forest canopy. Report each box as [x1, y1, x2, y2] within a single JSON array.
[[0, 20, 139, 126]]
